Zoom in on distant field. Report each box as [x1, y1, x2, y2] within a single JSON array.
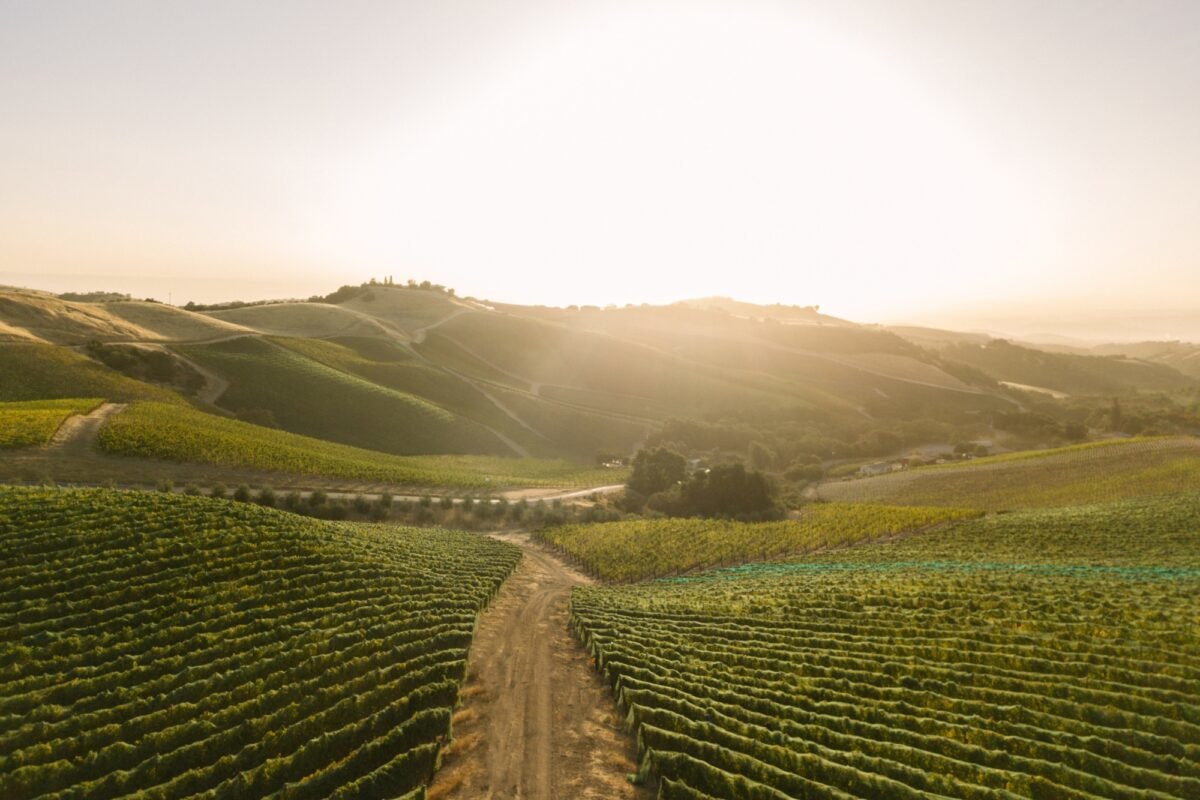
[[177, 336, 510, 456], [818, 436, 1200, 510], [98, 402, 623, 489], [0, 487, 519, 799], [537, 504, 980, 581], [571, 495, 1200, 799], [0, 398, 103, 448], [0, 344, 182, 404]]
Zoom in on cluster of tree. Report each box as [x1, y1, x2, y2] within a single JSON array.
[[623, 447, 783, 520], [169, 481, 616, 529], [182, 279, 460, 312], [992, 411, 1088, 442], [643, 413, 989, 488], [1007, 392, 1200, 440], [58, 291, 133, 302], [84, 342, 206, 393]]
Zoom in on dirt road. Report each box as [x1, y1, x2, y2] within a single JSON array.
[[47, 403, 126, 454], [429, 533, 645, 800]]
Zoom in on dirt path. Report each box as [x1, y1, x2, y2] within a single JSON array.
[[411, 308, 472, 344], [429, 533, 645, 800], [47, 403, 126, 454], [164, 346, 230, 404]]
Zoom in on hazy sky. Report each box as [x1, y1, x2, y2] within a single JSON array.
[[2, 0, 1198, 328]]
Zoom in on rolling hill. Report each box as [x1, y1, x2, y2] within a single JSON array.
[[206, 302, 397, 340], [3, 283, 1195, 470], [175, 336, 512, 457]]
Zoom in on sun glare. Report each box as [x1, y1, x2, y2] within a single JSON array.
[[321, 2, 1056, 318]]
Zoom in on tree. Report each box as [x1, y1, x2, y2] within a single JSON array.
[[627, 447, 687, 497], [1110, 398, 1123, 432], [678, 463, 780, 519]]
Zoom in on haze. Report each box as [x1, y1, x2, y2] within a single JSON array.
[[2, 0, 1199, 334]]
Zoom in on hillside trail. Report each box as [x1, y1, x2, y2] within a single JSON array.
[[47, 403, 126, 454], [411, 307, 472, 344], [429, 532, 646, 800]]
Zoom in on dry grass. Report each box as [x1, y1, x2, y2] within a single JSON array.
[[426, 772, 466, 800], [442, 730, 483, 759], [459, 683, 486, 701], [451, 707, 478, 726]]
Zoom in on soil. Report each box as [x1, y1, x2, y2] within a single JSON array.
[[429, 533, 648, 800], [47, 402, 127, 454]]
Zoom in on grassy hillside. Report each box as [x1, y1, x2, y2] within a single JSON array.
[[339, 286, 467, 333], [429, 311, 795, 418], [0, 486, 519, 798], [536, 504, 980, 581], [1092, 341, 1200, 379], [177, 336, 511, 456], [0, 398, 103, 448], [818, 436, 1200, 510], [939, 338, 1192, 395], [570, 494, 1200, 799], [206, 303, 396, 339], [0, 290, 246, 344], [452, 306, 1010, 425], [0, 344, 183, 404], [272, 337, 549, 456], [98, 402, 623, 488], [98, 300, 250, 340]]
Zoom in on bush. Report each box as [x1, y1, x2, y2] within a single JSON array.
[[210, 484, 227, 500], [257, 487, 277, 507], [156, 479, 174, 493], [233, 484, 252, 502]]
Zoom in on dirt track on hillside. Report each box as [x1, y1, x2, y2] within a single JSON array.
[[429, 533, 646, 800], [47, 403, 126, 454]]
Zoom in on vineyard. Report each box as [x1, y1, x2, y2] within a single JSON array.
[[97, 401, 623, 488], [0, 344, 181, 404], [0, 487, 521, 799], [176, 336, 511, 456], [536, 504, 980, 580], [799, 493, 1200, 570], [570, 496, 1200, 798], [0, 398, 102, 448], [818, 436, 1200, 510]]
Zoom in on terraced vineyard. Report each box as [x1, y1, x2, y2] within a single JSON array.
[[0, 398, 101, 448], [98, 401, 623, 488], [536, 504, 979, 580], [0, 487, 520, 799], [818, 436, 1200, 510], [570, 496, 1200, 798]]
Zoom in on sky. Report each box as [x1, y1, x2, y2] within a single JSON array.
[[2, 0, 1199, 336]]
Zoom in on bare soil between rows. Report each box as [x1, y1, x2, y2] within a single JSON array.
[[429, 533, 648, 800]]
